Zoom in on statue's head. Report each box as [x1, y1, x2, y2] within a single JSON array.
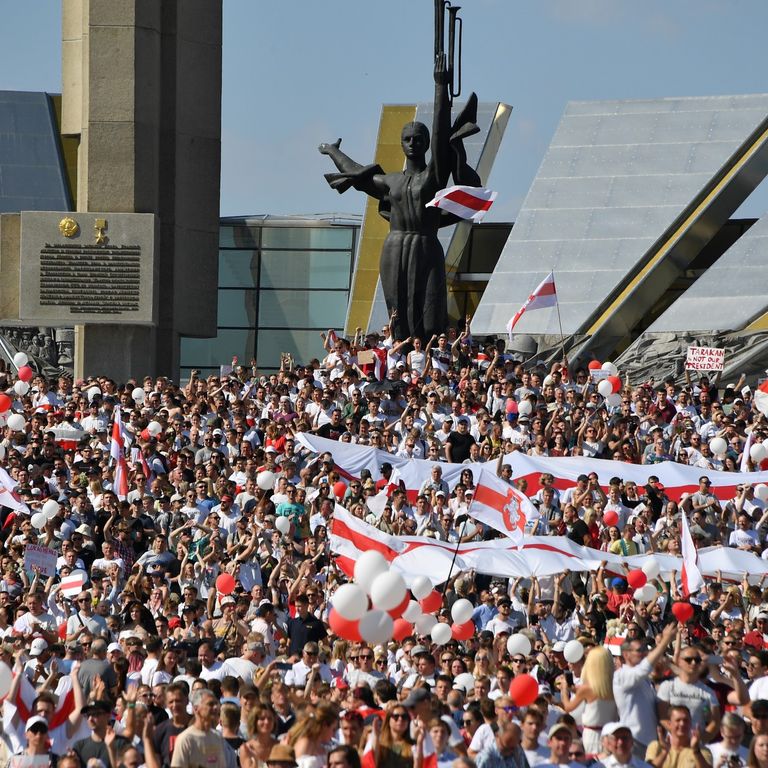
[[401, 121, 430, 158]]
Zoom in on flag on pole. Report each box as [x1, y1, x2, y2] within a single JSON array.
[[0, 467, 30, 517], [426, 185, 497, 223], [111, 408, 129, 500], [507, 271, 558, 340], [469, 469, 538, 547], [680, 510, 704, 597]]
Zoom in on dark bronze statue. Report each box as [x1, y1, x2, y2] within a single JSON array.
[[319, 3, 481, 342]]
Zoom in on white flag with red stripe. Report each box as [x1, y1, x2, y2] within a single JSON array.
[[0, 467, 30, 517], [372, 347, 388, 381], [426, 185, 497, 223], [111, 408, 129, 500], [680, 510, 704, 597], [469, 469, 538, 547], [507, 271, 558, 339], [755, 380, 768, 417]]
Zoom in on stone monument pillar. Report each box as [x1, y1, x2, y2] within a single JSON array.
[[61, 0, 221, 380]]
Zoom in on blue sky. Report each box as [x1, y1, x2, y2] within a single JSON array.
[[3, 1, 768, 221]]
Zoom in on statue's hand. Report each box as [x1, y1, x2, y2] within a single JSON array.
[[434, 53, 449, 85], [318, 138, 342, 155]]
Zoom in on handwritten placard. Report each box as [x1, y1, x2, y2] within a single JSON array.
[[24, 544, 57, 577], [686, 346, 725, 371]]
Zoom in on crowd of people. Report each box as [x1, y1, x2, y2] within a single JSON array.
[[2, 318, 768, 768]]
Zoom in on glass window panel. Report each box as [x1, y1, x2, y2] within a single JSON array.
[[261, 226, 353, 250], [217, 289, 258, 327], [180, 330, 255, 368], [464, 224, 512, 273], [219, 250, 259, 288], [219, 225, 259, 248], [258, 290, 347, 328], [260, 251, 351, 290], [257, 330, 328, 371]]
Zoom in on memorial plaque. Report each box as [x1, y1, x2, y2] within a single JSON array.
[[19, 211, 158, 325]]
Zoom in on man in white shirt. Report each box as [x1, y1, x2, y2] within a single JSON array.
[[284, 642, 332, 687], [197, 640, 226, 681], [596, 722, 652, 768], [613, 623, 676, 756]]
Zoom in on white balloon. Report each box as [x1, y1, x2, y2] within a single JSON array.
[[597, 380, 613, 398], [354, 551, 390, 595], [359, 609, 393, 645], [563, 640, 584, 664], [332, 583, 368, 621], [431, 622, 453, 646], [42, 499, 60, 520], [635, 583, 657, 602], [370, 572, 408, 612], [415, 613, 437, 636], [605, 393, 622, 408], [256, 471, 275, 491], [756, 484, 768, 502], [87, 386, 101, 402], [751, 443, 767, 463], [0, 661, 12, 698], [709, 437, 727, 457], [12, 352, 28, 368], [132, 387, 145, 404], [506, 633, 532, 657], [642, 557, 661, 580], [31, 512, 47, 529], [450, 598, 474, 625], [411, 575, 433, 601], [147, 421, 163, 437], [6, 414, 25, 432], [518, 400, 533, 416], [275, 516, 291, 535], [601, 362, 618, 376], [403, 600, 422, 622], [453, 672, 475, 693], [13, 381, 29, 397]]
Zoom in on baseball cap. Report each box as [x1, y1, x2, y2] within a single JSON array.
[[107, 643, 123, 655], [549, 723, 572, 738], [410, 645, 430, 657], [601, 722, 632, 739], [552, 641, 566, 653], [220, 596, 236, 606], [402, 687, 431, 708], [25, 716, 48, 732], [29, 638, 48, 657]]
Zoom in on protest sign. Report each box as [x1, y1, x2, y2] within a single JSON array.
[[686, 346, 725, 371], [23, 544, 57, 577]]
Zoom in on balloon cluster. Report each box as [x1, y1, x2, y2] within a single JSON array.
[[30, 498, 60, 530], [329, 552, 472, 648], [588, 361, 622, 407]]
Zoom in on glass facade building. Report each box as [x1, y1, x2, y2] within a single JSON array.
[[179, 214, 360, 379]]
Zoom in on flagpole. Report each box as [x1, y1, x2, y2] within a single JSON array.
[[441, 516, 468, 598], [552, 270, 567, 364]]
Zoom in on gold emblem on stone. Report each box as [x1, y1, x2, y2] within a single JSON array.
[[58, 217, 79, 238], [94, 218, 108, 245]]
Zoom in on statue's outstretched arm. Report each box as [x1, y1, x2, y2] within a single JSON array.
[[319, 138, 386, 198], [318, 138, 362, 174], [431, 54, 452, 189]]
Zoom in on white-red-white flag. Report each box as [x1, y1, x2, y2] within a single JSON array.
[[469, 469, 538, 547], [506, 271, 558, 340], [372, 347, 388, 381], [426, 185, 497, 223], [754, 380, 768, 417], [0, 467, 30, 517], [680, 510, 704, 597], [111, 408, 129, 499]]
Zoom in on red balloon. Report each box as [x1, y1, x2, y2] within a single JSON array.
[[627, 570, 647, 590], [603, 510, 619, 527], [509, 673, 539, 707], [393, 618, 414, 642], [607, 375, 622, 394], [328, 608, 362, 641], [672, 602, 694, 624], [388, 592, 411, 619], [140, 428, 151, 441], [216, 573, 236, 595], [333, 481, 347, 500], [17, 366, 33, 383], [587, 360, 602, 371], [0, 394, 10, 413], [451, 621, 475, 641], [506, 399, 518, 414], [419, 590, 443, 614]]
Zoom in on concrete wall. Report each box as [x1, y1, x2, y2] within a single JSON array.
[[61, 0, 221, 380]]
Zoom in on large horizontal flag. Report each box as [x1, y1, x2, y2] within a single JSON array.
[[426, 185, 497, 223]]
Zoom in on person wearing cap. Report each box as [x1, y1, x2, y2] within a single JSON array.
[[170, 688, 229, 768], [265, 744, 298, 768], [401, 645, 437, 690], [595, 722, 648, 768], [17, 716, 48, 765], [75, 700, 129, 767], [23, 638, 53, 684]]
